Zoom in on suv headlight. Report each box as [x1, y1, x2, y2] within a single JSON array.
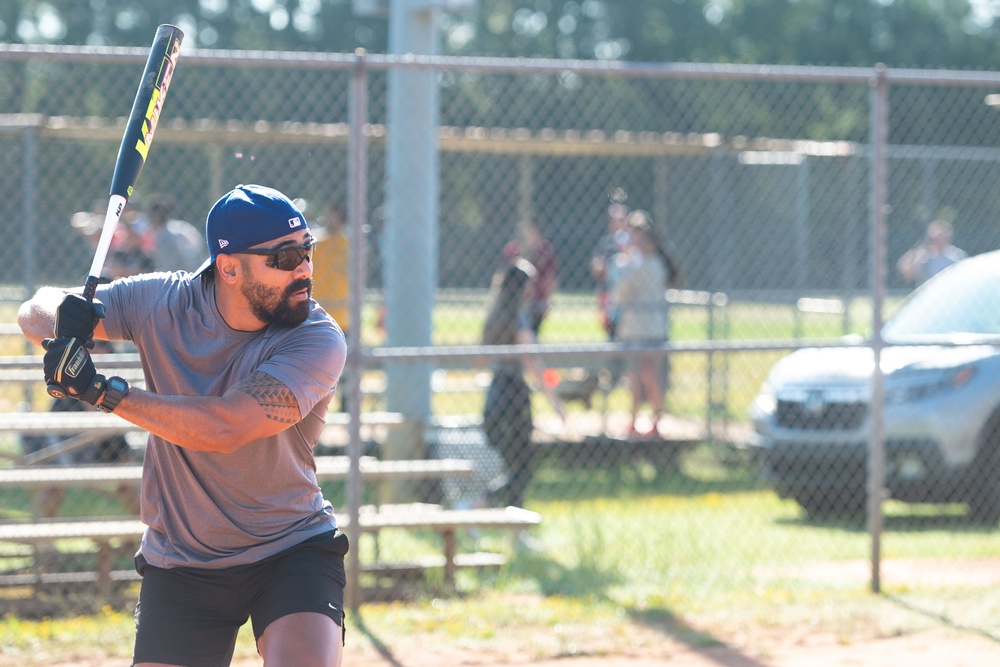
[[883, 366, 976, 404], [752, 381, 777, 417]]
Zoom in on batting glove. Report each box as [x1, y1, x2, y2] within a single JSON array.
[[54, 293, 106, 344], [42, 337, 106, 405]]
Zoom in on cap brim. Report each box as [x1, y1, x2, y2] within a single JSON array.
[[194, 257, 214, 276]]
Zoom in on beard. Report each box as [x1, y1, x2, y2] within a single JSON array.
[[241, 274, 313, 327]]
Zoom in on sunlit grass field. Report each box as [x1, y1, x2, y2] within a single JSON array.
[[4, 444, 1000, 665]]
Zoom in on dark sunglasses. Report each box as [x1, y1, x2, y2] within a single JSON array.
[[235, 237, 315, 271]]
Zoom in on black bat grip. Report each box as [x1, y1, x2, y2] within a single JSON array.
[[82, 275, 99, 302]]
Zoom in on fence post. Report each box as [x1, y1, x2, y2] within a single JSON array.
[[345, 49, 369, 613], [383, 1, 439, 428], [867, 64, 889, 594], [706, 296, 715, 439]]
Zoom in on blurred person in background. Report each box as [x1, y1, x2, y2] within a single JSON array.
[[897, 219, 967, 286], [68, 198, 107, 252], [144, 193, 204, 273], [106, 210, 155, 278], [502, 217, 559, 336], [71, 198, 153, 279], [613, 210, 683, 439], [482, 258, 565, 511], [591, 202, 630, 340], [311, 201, 352, 412], [310, 201, 350, 333]]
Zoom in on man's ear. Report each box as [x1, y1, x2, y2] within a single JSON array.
[[215, 254, 241, 284]]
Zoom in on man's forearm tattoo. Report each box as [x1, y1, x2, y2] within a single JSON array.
[[236, 370, 300, 423]]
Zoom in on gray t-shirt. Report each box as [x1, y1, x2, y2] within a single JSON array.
[[96, 271, 346, 569]]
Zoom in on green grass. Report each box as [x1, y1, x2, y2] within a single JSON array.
[[423, 292, 877, 348], [4, 444, 1000, 664]]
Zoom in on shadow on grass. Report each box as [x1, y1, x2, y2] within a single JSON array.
[[778, 509, 999, 534], [884, 593, 1000, 644], [532, 442, 764, 503], [351, 611, 404, 667], [628, 606, 774, 667], [512, 548, 622, 598], [507, 551, 773, 667]]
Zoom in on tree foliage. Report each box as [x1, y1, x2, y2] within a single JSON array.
[[4, 0, 1000, 69]]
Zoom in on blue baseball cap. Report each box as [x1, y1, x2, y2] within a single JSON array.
[[195, 184, 309, 275]]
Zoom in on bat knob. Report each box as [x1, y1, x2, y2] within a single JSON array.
[[46, 384, 67, 399]]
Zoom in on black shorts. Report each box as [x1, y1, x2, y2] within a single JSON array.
[[132, 530, 349, 667]]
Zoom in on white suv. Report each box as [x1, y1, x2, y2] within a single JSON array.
[[749, 250, 1000, 523]]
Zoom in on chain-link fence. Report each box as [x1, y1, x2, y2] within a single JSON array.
[[1, 45, 1000, 643]]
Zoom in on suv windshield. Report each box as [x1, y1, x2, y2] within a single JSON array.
[[884, 255, 1000, 339]]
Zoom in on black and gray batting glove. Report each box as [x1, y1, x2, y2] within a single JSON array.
[[54, 293, 106, 344], [42, 337, 106, 405]]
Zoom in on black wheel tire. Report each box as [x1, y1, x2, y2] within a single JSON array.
[[968, 415, 1000, 526], [794, 489, 866, 521]]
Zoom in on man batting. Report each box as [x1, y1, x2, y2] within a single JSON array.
[[19, 184, 347, 667]]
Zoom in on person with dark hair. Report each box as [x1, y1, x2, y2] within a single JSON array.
[[482, 258, 564, 509], [612, 210, 683, 438], [501, 218, 559, 336]]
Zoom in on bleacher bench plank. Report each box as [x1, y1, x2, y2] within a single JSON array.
[[0, 506, 540, 592], [0, 410, 405, 464], [0, 519, 145, 543], [363, 551, 507, 575], [0, 456, 474, 490], [0, 506, 541, 542], [0, 553, 507, 588], [0, 508, 540, 544], [0, 569, 140, 586], [0, 410, 404, 434], [348, 505, 540, 530]]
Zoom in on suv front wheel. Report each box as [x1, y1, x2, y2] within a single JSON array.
[[968, 411, 1000, 526]]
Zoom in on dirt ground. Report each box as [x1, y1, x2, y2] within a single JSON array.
[[50, 632, 1000, 667], [39, 556, 1000, 667], [37, 604, 1000, 667], [335, 634, 1000, 667], [46, 598, 1000, 667]]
